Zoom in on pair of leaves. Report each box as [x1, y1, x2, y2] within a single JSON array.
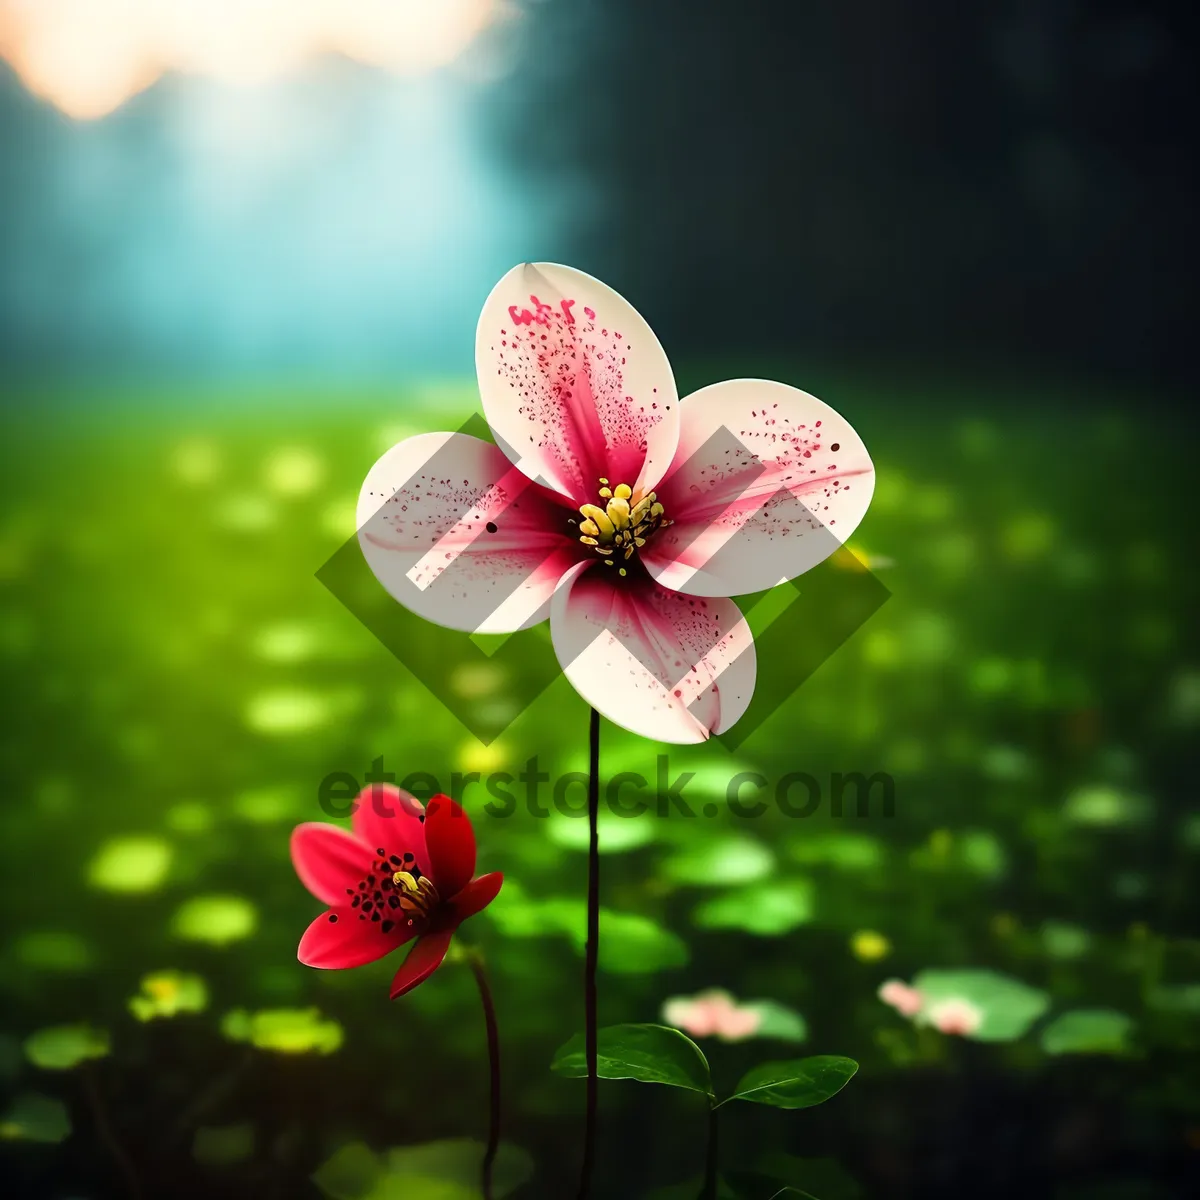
[[551, 1023, 856, 1110]]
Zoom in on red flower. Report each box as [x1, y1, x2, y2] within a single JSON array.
[[290, 786, 502, 999]]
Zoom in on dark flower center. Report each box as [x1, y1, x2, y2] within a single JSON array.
[[342, 849, 438, 936]]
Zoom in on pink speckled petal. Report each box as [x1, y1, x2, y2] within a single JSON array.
[[357, 431, 581, 633], [475, 263, 680, 506], [644, 379, 874, 597], [550, 561, 756, 743], [297, 905, 416, 970]]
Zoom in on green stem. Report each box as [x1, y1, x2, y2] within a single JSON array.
[[576, 706, 601, 1199]]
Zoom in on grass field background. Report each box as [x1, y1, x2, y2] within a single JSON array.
[[0, 371, 1196, 1198]]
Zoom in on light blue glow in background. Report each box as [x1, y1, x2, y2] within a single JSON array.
[[0, 59, 577, 379]]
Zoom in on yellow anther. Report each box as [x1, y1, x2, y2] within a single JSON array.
[[578, 481, 670, 564], [579, 504, 615, 538], [630, 495, 654, 524], [606, 496, 631, 529], [392, 871, 440, 920]]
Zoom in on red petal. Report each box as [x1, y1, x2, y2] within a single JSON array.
[[424, 795, 476, 898], [297, 906, 415, 969], [389, 927, 455, 999], [450, 872, 503, 921], [351, 784, 428, 872], [290, 823, 374, 906]]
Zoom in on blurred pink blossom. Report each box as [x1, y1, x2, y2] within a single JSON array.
[[662, 989, 763, 1042], [878, 978, 925, 1018], [927, 997, 984, 1036]]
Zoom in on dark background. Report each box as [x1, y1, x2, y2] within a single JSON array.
[[1, 0, 1197, 393]]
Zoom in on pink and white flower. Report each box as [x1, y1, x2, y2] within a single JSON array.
[[662, 989, 763, 1042], [358, 263, 874, 742], [878, 978, 925, 1018]]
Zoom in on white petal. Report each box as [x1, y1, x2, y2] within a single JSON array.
[[475, 263, 680, 505], [644, 379, 874, 597], [550, 561, 756, 744], [357, 432, 579, 634]]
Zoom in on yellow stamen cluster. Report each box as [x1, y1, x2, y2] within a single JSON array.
[[391, 871, 440, 923], [577, 479, 669, 571]]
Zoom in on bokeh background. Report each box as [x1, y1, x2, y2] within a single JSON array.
[[1, 2, 1198, 1197]]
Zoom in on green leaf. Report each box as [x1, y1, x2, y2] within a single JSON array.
[[546, 810, 658, 854], [22, 1024, 110, 1071], [87, 835, 173, 894], [383, 1139, 534, 1199], [171, 894, 259, 946], [220, 1007, 343, 1055], [1147, 984, 1200, 1013], [746, 1001, 808, 1044], [0, 1091, 72, 1144], [723, 1055, 857, 1109], [1040, 921, 1092, 961], [662, 837, 774, 887], [312, 1141, 381, 1199], [486, 894, 688, 974], [591, 911, 689, 975], [129, 970, 209, 1021], [912, 969, 1049, 1042], [551, 1023, 712, 1096], [11, 930, 94, 972], [692, 881, 814, 936], [787, 832, 884, 872], [1040, 1009, 1134, 1056], [313, 1138, 534, 1200]]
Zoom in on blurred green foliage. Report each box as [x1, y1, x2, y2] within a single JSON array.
[[0, 382, 1197, 1196]]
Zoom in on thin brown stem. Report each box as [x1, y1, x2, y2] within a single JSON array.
[[700, 1103, 718, 1200], [468, 952, 502, 1200]]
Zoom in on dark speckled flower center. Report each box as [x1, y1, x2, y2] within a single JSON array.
[[576, 479, 670, 573], [344, 850, 440, 935]]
